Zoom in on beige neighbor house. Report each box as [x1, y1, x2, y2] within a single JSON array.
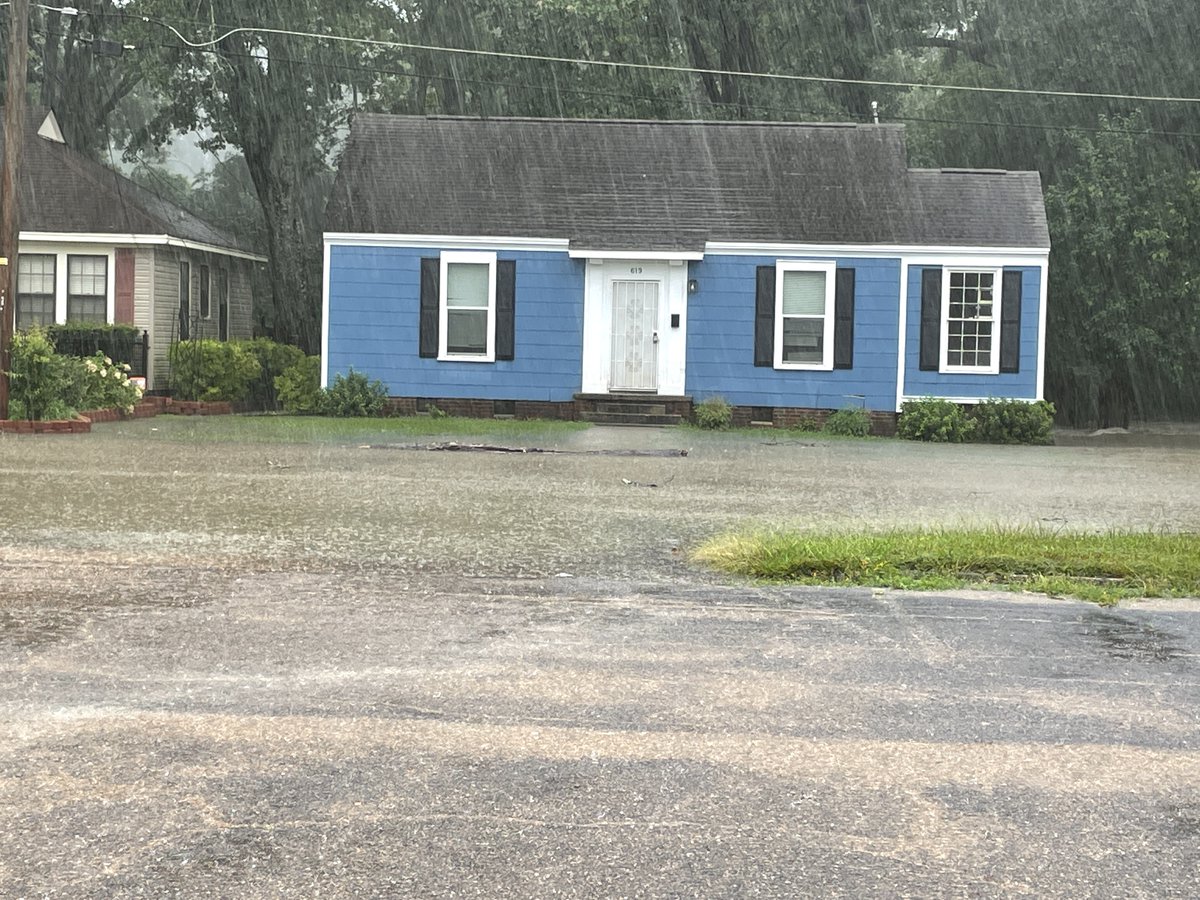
[[1, 109, 266, 390]]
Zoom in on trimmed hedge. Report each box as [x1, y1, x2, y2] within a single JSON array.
[[898, 397, 1055, 445]]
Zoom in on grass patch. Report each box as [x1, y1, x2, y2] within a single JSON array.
[[114, 414, 590, 445], [693, 527, 1200, 604]]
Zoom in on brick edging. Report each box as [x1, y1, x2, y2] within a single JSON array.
[[0, 395, 190, 435]]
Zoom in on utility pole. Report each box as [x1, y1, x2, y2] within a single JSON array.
[[1, 0, 30, 420]]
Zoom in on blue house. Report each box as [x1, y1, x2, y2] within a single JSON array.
[[322, 116, 1048, 430]]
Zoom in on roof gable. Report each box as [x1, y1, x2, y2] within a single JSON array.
[[327, 115, 1049, 251], [0, 109, 258, 256]]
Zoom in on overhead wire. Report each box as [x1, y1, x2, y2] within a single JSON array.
[[13, 2, 1199, 108], [43, 26, 1200, 143]]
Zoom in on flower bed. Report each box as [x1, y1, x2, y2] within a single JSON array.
[[0, 415, 92, 435]]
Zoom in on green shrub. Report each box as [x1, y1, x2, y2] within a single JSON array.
[[694, 395, 733, 430], [169, 340, 261, 402], [898, 398, 976, 443], [324, 369, 387, 417], [426, 404, 448, 419], [789, 415, 822, 433], [46, 324, 142, 370], [823, 406, 872, 437], [970, 399, 1056, 445], [275, 356, 324, 414], [239, 337, 307, 409], [6, 328, 83, 420], [77, 352, 143, 414]]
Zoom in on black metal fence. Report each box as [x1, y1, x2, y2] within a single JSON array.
[[47, 326, 150, 379]]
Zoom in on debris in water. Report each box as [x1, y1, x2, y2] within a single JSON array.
[[370, 442, 688, 457]]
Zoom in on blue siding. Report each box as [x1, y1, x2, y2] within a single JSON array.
[[326, 246, 584, 401], [903, 266, 1041, 400], [686, 255, 902, 411]]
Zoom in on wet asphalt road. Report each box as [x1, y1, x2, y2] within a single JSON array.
[[0, 422, 1198, 897]]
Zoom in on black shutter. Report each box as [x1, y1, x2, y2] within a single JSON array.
[[496, 259, 516, 361], [754, 265, 775, 367], [833, 268, 855, 370], [999, 270, 1022, 373], [419, 257, 439, 358], [919, 268, 942, 371]]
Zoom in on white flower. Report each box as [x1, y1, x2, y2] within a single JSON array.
[[85, 360, 98, 372], [99, 368, 107, 378], [104, 356, 112, 365], [121, 363, 131, 372]]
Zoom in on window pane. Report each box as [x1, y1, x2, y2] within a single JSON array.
[[781, 317, 823, 364], [781, 271, 825, 316], [67, 296, 106, 324], [200, 265, 211, 318], [16, 294, 54, 330], [68, 256, 107, 296], [446, 263, 489, 309], [18, 255, 55, 294], [447, 309, 487, 354]]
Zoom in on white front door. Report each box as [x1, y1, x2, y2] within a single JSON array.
[[609, 279, 660, 391]]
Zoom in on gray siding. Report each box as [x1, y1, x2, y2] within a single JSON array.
[[149, 248, 260, 391], [150, 248, 182, 391], [133, 248, 154, 334]]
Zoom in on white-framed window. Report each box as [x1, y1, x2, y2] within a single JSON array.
[[16, 254, 56, 330], [774, 260, 836, 370], [439, 250, 496, 362], [66, 255, 108, 324], [199, 264, 211, 319], [941, 268, 1002, 374]]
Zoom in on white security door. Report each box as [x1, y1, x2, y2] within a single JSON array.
[[609, 279, 660, 391]]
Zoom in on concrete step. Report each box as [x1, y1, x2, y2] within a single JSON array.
[[594, 401, 668, 416], [579, 411, 684, 427]]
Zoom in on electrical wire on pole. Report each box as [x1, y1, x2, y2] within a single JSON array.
[[1, 0, 31, 420]]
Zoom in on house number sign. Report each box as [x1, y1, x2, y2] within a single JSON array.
[[629, 266, 643, 274]]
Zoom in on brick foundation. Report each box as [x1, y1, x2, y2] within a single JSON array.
[[383, 397, 578, 421], [735, 405, 897, 437], [379, 394, 898, 435]]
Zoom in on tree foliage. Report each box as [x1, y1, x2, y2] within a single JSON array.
[[4, 0, 1197, 421]]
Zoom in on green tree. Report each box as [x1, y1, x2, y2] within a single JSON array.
[[1045, 119, 1200, 425]]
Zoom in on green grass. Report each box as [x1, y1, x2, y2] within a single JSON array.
[[693, 527, 1200, 604], [112, 413, 590, 444]]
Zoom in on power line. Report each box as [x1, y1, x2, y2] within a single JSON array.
[[15, 3, 1200, 107], [71, 30, 1200, 143], [122, 12, 1200, 108]]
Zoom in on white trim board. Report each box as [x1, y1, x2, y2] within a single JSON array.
[[20, 231, 268, 263], [320, 240, 332, 389], [568, 249, 703, 261], [322, 232, 1050, 263], [706, 241, 1050, 260], [324, 233, 570, 253]]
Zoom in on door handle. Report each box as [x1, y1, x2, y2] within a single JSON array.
[[652, 331, 660, 343]]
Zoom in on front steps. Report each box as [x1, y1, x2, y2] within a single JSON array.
[[575, 393, 693, 426]]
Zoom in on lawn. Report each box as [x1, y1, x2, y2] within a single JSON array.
[[693, 527, 1200, 604], [104, 413, 591, 444]]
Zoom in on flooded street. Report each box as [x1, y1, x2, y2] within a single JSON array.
[[0, 422, 1198, 896]]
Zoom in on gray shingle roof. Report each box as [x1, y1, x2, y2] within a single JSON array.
[[326, 115, 1049, 251], [0, 110, 259, 256]]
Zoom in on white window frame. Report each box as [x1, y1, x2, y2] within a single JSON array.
[[439, 250, 497, 362], [15, 253, 57, 330], [65, 254, 109, 325], [773, 260, 836, 371], [940, 267, 1002, 375]]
